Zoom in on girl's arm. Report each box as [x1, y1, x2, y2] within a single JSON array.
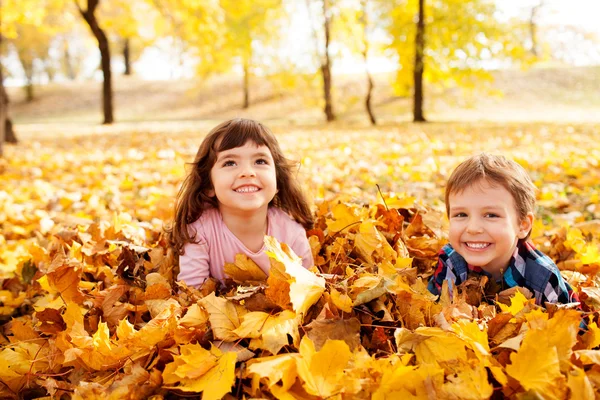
[[291, 233, 314, 269], [178, 238, 211, 288]]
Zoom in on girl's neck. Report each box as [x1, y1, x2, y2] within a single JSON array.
[[220, 207, 269, 252]]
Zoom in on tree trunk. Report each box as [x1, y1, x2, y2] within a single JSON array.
[[322, 0, 335, 122], [0, 34, 5, 157], [529, 1, 543, 56], [361, 0, 376, 125], [17, 50, 35, 102], [123, 37, 132, 75], [25, 82, 34, 102], [78, 0, 114, 124], [413, 0, 426, 122], [64, 39, 76, 80], [243, 59, 250, 109]]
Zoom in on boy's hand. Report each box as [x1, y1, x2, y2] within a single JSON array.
[[497, 286, 533, 305]]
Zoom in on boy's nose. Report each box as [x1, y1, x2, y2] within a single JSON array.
[[466, 218, 483, 234]]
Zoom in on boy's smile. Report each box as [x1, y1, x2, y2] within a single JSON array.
[[448, 179, 533, 279]]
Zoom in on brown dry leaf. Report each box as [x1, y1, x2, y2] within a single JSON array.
[[304, 318, 361, 351]]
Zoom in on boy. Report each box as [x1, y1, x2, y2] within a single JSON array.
[[428, 153, 578, 306]]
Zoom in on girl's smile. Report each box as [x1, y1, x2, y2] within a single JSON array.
[[209, 141, 277, 217]]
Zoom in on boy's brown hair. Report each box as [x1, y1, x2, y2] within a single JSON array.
[[445, 153, 537, 237]]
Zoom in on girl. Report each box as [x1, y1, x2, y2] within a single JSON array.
[[170, 118, 314, 287]]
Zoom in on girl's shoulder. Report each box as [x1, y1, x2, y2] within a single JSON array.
[[188, 207, 220, 230], [268, 207, 305, 234]]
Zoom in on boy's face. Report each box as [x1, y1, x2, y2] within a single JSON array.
[[448, 180, 533, 279]]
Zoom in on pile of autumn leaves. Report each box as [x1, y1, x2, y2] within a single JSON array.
[[1, 200, 600, 399]]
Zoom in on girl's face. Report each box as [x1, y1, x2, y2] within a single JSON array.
[[209, 141, 277, 217]]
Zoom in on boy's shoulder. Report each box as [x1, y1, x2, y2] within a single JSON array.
[[514, 241, 557, 292]]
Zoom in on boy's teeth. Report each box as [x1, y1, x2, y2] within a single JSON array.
[[236, 186, 259, 193], [466, 242, 490, 249]]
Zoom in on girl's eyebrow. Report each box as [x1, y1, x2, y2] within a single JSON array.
[[216, 151, 272, 161]]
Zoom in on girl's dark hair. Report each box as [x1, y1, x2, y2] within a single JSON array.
[[168, 118, 314, 254]]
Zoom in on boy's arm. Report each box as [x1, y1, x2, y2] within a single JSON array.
[[428, 251, 451, 296], [540, 271, 580, 305]]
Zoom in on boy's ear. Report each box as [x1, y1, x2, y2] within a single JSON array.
[[518, 212, 534, 239]]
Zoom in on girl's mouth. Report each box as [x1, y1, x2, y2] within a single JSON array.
[[235, 185, 260, 193]]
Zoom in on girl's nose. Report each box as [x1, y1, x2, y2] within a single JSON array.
[[239, 164, 256, 178]]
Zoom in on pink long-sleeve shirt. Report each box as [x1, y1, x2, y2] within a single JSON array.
[[178, 207, 313, 288]]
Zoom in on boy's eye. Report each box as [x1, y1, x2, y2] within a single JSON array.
[[452, 212, 467, 218], [484, 213, 499, 218]]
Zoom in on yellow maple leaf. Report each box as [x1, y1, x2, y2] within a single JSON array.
[[442, 362, 493, 400], [412, 328, 468, 365], [224, 253, 267, 282], [296, 337, 352, 398], [199, 292, 247, 341], [451, 320, 490, 363], [583, 321, 600, 349], [163, 344, 237, 399], [574, 350, 600, 365], [506, 327, 563, 394], [567, 367, 594, 400], [325, 202, 365, 232], [265, 236, 325, 317], [245, 353, 299, 391], [179, 303, 209, 328], [497, 289, 532, 315], [350, 275, 387, 306], [354, 219, 397, 265], [330, 288, 353, 313], [233, 310, 299, 354]]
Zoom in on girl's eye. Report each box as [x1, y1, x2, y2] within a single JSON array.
[[485, 213, 499, 218], [452, 212, 467, 218], [255, 158, 269, 165], [222, 160, 236, 167]]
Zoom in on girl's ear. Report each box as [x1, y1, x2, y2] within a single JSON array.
[[206, 188, 215, 198], [518, 212, 534, 239]]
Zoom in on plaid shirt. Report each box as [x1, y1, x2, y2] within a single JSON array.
[[428, 241, 579, 306]]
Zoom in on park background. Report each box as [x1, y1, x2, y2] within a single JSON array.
[[2, 0, 600, 398]]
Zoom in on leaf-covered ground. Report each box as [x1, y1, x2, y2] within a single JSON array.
[[2, 122, 600, 399]]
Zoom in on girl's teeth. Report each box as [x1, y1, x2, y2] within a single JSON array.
[[466, 242, 489, 249], [236, 187, 259, 193]]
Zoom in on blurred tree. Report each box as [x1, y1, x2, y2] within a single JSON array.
[[384, 0, 527, 122], [0, 0, 50, 151], [216, 0, 284, 109], [100, 0, 159, 76], [148, 0, 222, 77], [3, 0, 70, 101], [305, 0, 336, 121], [529, 0, 545, 57], [336, 0, 379, 124], [75, 0, 114, 124], [0, 33, 5, 157], [359, 0, 376, 125]]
